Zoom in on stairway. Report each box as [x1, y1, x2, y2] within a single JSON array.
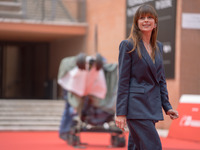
[[0, 100, 65, 131]]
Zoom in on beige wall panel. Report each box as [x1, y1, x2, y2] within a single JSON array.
[[180, 0, 200, 96], [86, 0, 126, 63]]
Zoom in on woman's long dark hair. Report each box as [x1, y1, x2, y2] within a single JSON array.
[[128, 4, 158, 62]]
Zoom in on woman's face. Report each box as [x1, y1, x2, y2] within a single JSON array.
[[137, 14, 156, 33]]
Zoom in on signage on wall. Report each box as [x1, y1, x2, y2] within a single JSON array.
[[126, 0, 176, 79], [182, 13, 200, 29], [168, 95, 200, 142]]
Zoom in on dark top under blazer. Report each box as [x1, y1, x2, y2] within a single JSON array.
[[116, 39, 172, 121]]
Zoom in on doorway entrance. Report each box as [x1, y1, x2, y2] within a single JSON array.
[[0, 42, 50, 99]]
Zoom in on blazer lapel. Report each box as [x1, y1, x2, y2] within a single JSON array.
[[140, 41, 159, 83], [155, 50, 161, 70]]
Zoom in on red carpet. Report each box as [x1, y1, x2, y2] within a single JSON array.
[[0, 131, 200, 150], [161, 137, 200, 150], [0, 132, 127, 150]]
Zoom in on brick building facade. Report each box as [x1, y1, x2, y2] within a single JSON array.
[[0, 0, 200, 129]]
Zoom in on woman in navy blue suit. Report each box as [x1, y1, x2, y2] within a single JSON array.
[[115, 4, 179, 150]]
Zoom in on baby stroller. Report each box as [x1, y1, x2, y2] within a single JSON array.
[[57, 53, 126, 148]]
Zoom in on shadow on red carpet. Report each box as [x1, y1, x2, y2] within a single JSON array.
[[0, 131, 200, 150]]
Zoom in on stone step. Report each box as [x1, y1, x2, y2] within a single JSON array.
[[0, 0, 17, 2], [0, 112, 63, 116], [0, 99, 65, 104], [0, 121, 60, 126], [0, 10, 23, 19], [0, 126, 59, 131], [0, 1, 21, 11], [0, 107, 64, 111], [0, 116, 61, 121]]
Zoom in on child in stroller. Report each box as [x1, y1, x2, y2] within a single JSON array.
[[57, 53, 126, 148]]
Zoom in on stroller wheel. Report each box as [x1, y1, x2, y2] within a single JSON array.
[[67, 134, 80, 146], [111, 134, 126, 147]]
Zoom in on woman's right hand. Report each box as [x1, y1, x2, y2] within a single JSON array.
[[115, 115, 126, 131], [167, 109, 179, 120]]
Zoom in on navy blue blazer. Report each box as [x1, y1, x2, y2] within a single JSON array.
[[116, 39, 172, 121]]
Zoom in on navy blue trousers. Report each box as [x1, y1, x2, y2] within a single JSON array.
[[127, 119, 162, 150]]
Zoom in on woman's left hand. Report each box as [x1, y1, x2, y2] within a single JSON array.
[[167, 109, 179, 120]]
